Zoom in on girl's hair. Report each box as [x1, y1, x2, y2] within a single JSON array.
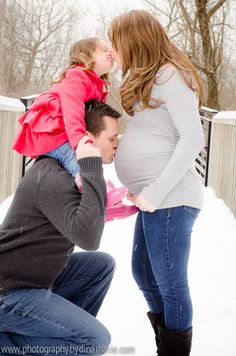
[[108, 10, 203, 116], [54, 37, 109, 84]]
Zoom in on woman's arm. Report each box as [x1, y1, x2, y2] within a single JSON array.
[[140, 68, 204, 210]]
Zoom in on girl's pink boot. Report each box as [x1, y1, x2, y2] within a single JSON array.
[[75, 177, 138, 221], [106, 202, 138, 222], [106, 180, 128, 208]]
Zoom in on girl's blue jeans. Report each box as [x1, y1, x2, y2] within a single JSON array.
[[0, 252, 115, 355], [132, 205, 200, 332], [44, 142, 80, 177]]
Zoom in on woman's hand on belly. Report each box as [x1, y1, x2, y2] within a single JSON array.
[[127, 192, 155, 213]]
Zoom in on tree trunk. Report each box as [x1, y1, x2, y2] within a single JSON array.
[[0, 0, 7, 95], [196, 0, 221, 109]]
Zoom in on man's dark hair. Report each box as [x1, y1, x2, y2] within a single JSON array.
[[85, 100, 121, 136]]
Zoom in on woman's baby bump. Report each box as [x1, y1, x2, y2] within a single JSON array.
[[114, 133, 176, 194]]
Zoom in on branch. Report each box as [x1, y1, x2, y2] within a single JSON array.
[[143, 0, 177, 21], [143, 0, 187, 29], [208, 0, 227, 18], [178, 0, 193, 34]]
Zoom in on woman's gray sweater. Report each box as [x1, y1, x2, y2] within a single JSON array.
[[115, 64, 205, 210]]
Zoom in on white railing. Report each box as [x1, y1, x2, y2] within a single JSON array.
[[208, 111, 236, 217], [0, 95, 25, 202], [0, 95, 236, 217]]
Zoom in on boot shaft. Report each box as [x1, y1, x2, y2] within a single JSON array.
[[147, 312, 165, 355], [158, 326, 192, 356]]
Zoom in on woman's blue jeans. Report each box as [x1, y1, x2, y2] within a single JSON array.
[[0, 252, 115, 355], [132, 205, 200, 332], [44, 142, 80, 177]]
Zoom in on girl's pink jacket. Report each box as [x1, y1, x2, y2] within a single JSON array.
[[12, 66, 108, 158]]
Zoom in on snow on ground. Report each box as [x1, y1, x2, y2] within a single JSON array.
[[0, 163, 236, 355], [99, 164, 236, 356]]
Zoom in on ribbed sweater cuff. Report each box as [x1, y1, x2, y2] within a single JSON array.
[[78, 156, 103, 174]]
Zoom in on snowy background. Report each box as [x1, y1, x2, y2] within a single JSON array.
[[0, 163, 236, 356]]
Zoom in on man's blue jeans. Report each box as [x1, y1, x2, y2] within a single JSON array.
[[131, 205, 200, 332], [0, 252, 115, 355]]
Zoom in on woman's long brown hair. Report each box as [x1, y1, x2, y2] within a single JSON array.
[[108, 10, 203, 116]]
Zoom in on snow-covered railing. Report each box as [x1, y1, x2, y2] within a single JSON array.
[[208, 111, 236, 217], [18, 97, 217, 186], [16, 98, 219, 187], [1, 95, 236, 217], [0, 95, 25, 203]]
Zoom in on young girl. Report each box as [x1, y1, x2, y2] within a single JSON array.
[[12, 37, 112, 177], [12, 37, 137, 220], [108, 10, 205, 356]]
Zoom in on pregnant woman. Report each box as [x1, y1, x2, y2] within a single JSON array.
[[108, 10, 204, 356]]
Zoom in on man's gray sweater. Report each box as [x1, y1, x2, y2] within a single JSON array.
[[0, 156, 106, 293]]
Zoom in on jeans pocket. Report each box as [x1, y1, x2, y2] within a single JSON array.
[[183, 205, 200, 218], [0, 288, 19, 301]]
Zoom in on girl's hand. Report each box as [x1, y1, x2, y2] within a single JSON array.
[[76, 136, 101, 160], [127, 192, 155, 213]]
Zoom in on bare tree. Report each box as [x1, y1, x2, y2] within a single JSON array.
[[1, 0, 234, 110], [2, 0, 80, 97], [179, 0, 228, 109], [0, 0, 7, 95], [144, 0, 231, 110]]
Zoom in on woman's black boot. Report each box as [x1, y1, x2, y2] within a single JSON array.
[[147, 311, 165, 355], [158, 326, 192, 356]]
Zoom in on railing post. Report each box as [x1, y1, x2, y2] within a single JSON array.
[[208, 111, 236, 217], [195, 106, 218, 186], [20, 95, 38, 177], [0, 95, 25, 203]]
